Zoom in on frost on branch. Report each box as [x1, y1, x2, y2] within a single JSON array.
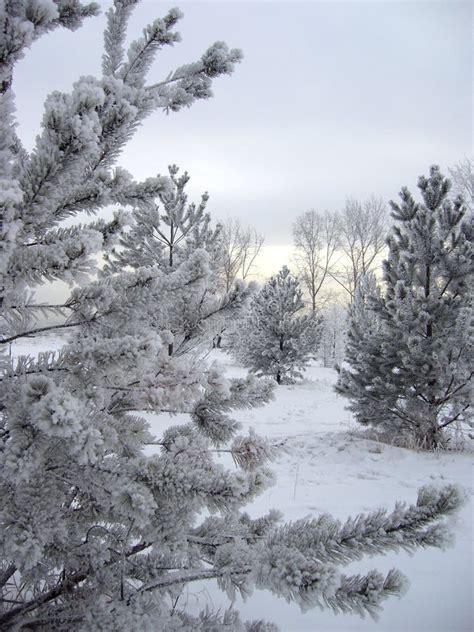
[[191, 374, 274, 445], [187, 486, 464, 622], [0, 1, 100, 93], [230, 430, 278, 471]]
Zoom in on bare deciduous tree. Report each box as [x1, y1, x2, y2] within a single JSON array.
[[293, 210, 339, 311], [333, 195, 386, 301], [218, 218, 264, 291], [448, 157, 473, 210], [319, 302, 348, 368]]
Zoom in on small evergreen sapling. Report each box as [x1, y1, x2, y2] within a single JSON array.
[[232, 267, 321, 384], [0, 5, 465, 630], [337, 167, 473, 448]]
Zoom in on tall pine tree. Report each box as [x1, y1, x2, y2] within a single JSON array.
[[337, 167, 473, 448]]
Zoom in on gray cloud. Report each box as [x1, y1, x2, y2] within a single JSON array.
[[13, 0, 472, 254]]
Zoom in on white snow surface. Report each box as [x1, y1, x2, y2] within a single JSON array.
[[12, 338, 473, 631], [145, 350, 473, 632]]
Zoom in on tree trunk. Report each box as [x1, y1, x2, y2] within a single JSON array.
[[276, 335, 285, 384], [419, 423, 442, 450], [425, 264, 432, 338]]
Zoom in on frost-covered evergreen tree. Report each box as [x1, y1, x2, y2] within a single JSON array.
[[104, 164, 221, 272], [232, 267, 321, 384], [335, 274, 387, 426], [102, 164, 248, 356], [0, 5, 466, 630], [337, 167, 473, 448]]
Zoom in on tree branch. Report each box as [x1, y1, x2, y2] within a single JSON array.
[[0, 320, 93, 346]]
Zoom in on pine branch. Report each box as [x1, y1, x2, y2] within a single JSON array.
[[0, 540, 154, 628], [146, 68, 206, 92], [138, 567, 241, 594], [0, 319, 95, 345], [0, 563, 16, 589]]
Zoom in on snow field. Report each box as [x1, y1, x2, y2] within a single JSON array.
[[156, 352, 473, 632]]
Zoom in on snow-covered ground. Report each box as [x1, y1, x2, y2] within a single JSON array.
[[173, 351, 473, 632], [11, 337, 473, 631]]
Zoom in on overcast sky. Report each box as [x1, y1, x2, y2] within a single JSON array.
[[13, 0, 472, 276]]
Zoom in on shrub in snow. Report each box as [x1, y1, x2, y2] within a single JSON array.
[[231, 266, 321, 384], [337, 167, 473, 449], [0, 4, 465, 629]]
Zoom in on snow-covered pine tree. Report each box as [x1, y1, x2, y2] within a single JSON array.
[[0, 5, 465, 629], [103, 164, 220, 273], [337, 167, 473, 448], [102, 163, 249, 356], [335, 274, 387, 427], [231, 267, 321, 384]]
